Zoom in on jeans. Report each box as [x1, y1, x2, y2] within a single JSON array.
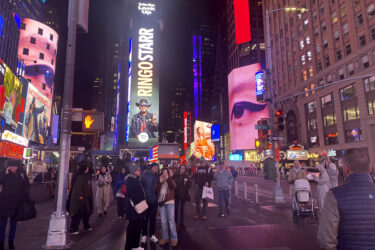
[[158, 203, 177, 241], [116, 197, 126, 217], [125, 219, 142, 250], [141, 203, 157, 236], [0, 217, 17, 242], [194, 186, 207, 216], [175, 200, 186, 225], [218, 189, 230, 214]]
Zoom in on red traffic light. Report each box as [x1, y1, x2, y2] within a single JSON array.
[[275, 109, 284, 116]]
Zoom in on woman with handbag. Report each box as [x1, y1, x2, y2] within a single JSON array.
[[0, 160, 30, 250], [154, 167, 178, 247], [125, 164, 148, 250], [96, 166, 112, 217], [115, 167, 128, 218]]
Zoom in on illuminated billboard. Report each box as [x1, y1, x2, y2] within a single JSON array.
[[22, 82, 52, 144], [0, 60, 26, 129], [193, 121, 214, 160], [127, 1, 160, 149], [234, 0, 251, 44], [17, 18, 58, 101], [228, 63, 269, 151]]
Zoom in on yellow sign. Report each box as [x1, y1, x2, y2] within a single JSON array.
[[244, 150, 260, 162], [84, 115, 94, 129]]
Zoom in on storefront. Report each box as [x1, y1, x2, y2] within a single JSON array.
[[0, 130, 28, 171]]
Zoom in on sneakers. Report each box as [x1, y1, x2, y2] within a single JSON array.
[[85, 227, 93, 231], [150, 235, 159, 244], [171, 240, 178, 247], [69, 229, 79, 235], [132, 247, 144, 250], [159, 239, 169, 246], [218, 213, 224, 217], [140, 235, 147, 244]]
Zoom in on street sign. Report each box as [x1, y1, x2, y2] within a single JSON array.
[[82, 112, 104, 132], [267, 136, 284, 141], [255, 124, 270, 130]]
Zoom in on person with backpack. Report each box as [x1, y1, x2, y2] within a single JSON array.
[[115, 167, 128, 218]]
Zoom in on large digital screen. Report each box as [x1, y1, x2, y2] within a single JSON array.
[[22, 82, 51, 144], [228, 63, 269, 151], [127, 1, 160, 149], [17, 18, 58, 103], [193, 121, 214, 160], [234, 0, 251, 44], [0, 60, 26, 129]]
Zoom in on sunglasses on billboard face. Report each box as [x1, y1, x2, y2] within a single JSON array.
[[231, 101, 267, 121]]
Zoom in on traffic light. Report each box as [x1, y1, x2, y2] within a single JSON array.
[[82, 112, 104, 132], [255, 139, 261, 148], [274, 109, 285, 132]]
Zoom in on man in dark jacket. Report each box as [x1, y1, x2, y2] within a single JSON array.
[[0, 160, 29, 250], [193, 161, 213, 220], [173, 164, 191, 228], [318, 148, 375, 250], [140, 163, 159, 244]]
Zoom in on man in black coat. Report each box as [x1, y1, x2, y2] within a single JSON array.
[[0, 160, 29, 250], [193, 161, 213, 220]]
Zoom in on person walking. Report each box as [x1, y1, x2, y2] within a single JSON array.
[[0, 160, 30, 250], [313, 164, 330, 213], [115, 167, 127, 218], [69, 162, 93, 234], [173, 164, 191, 228], [193, 161, 213, 220], [288, 160, 307, 197], [140, 163, 159, 244], [324, 157, 339, 188], [125, 164, 146, 250], [110, 166, 118, 199], [96, 166, 112, 217], [154, 167, 178, 247], [318, 148, 375, 249], [214, 162, 233, 217]]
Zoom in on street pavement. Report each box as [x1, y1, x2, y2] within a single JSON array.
[[12, 175, 320, 250]]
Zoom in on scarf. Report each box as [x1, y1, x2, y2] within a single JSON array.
[[158, 181, 168, 204]]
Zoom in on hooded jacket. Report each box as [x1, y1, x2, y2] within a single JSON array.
[[214, 168, 233, 190]]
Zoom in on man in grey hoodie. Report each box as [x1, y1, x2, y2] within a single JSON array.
[[214, 162, 233, 217]]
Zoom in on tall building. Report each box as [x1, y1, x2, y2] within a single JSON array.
[[167, 82, 188, 131], [263, 0, 375, 164]]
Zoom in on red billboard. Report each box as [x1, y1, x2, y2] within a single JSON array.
[[234, 0, 251, 44]]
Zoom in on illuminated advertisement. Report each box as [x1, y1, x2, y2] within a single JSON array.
[[184, 111, 188, 150], [234, 0, 251, 44], [211, 124, 220, 142], [17, 18, 58, 101], [22, 82, 51, 144], [127, 1, 160, 149], [193, 35, 202, 118], [193, 121, 214, 160], [228, 63, 269, 151], [0, 60, 26, 129], [255, 70, 265, 102]]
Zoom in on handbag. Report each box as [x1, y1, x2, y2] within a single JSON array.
[[17, 199, 37, 221], [130, 199, 148, 214], [202, 186, 214, 200]]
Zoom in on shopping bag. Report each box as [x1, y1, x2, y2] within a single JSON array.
[[202, 186, 214, 200]]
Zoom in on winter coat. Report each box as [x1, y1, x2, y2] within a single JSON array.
[[97, 172, 112, 187], [314, 165, 330, 212], [140, 170, 158, 204], [115, 173, 127, 194], [288, 167, 307, 197], [193, 165, 213, 187], [125, 174, 146, 220], [173, 172, 191, 201], [326, 163, 339, 188], [69, 174, 93, 216], [0, 170, 29, 218], [214, 169, 233, 190], [154, 176, 176, 205]]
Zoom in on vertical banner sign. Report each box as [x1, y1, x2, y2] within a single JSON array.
[[255, 70, 265, 102], [184, 111, 188, 150], [128, 1, 160, 148], [233, 0, 251, 44]]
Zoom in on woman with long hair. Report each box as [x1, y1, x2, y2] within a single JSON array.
[[96, 166, 112, 217]]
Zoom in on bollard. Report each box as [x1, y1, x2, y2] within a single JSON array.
[[254, 184, 258, 204], [243, 182, 247, 200], [234, 180, 239, 196]]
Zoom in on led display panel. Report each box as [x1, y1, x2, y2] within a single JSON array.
[[193, 121, 214, 161], [228, 63, 269, 151], [234, 0, 251, 44]]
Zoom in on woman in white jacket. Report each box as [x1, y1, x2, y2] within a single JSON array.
[[96, 166, 112, 216], [312, 164, 330, 213], [324, 157, 339, 188]]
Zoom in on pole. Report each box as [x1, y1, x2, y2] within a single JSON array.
[[265, 9, 285, 204], [46, 0, 78, 248]]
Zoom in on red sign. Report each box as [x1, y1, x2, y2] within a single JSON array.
[[0, 141, 24, 159], [234, 0, 251, 44], [184, 112, 188, 150]]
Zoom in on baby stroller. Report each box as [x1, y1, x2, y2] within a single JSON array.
[[292, 179, 318, 224]]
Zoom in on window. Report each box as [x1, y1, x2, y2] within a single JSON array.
[[321, 21, 326, 32], [46, 43, 50, 50], [371, 27, 375, 40], [317, 61, 323, 71], [331, 12, 338, 24], [336, 49, 342, 61], [30, 37, 36, 44], [20, 23, 26, 30], [307, 51, 312, 61], [38, 28, 43, 35], [308, 118, 318, 130], [347, 63, 354, 75], [343, 106, 360, 121], [353, 0, 360, 6], [301, 55, 306, 65], [368, 4, 375, 18], [338, 68, 344, 79], [325, 132, 338, 145], [359, 35, 366, 47], [42, 83, 46, 90], [368, 99, 375, 115], [324, 55, 330, 67], [319, 79, 324, 86], [345, 128, 363, 142], [321, 94, 334, 108], [22, 48, 29, 55], [364, 76, 375, 92], [39, 53, 44, 60], [320, 4, 324, 15], [312, 11, 317, 21], [309, 136, 319, 146], [356, 13, 363, 27], [316, 44, 321, 53], [340, 4, 347, 17], [51, 59, 54, 65], [50, 34, 53, 41], [340, 84, 356, 100], [333, 31, 339, 42], [361, 55, 369, 68], [345, 43, 352, 55], [323, 113, 336, 126], [342, 23, 349, 35], [314, 27, 319, 37], [306, 36, 311, 44], [307, 101, 316, 113], [323, 39, 328, 50], [299, 40, 304, 49], [327, 75, 333, 83]]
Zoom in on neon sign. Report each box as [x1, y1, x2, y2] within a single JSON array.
[[137, 28, 154, 97], [1, 130, 28, 147], [255, 70, 265, 99], [138, 3, 156, 15]]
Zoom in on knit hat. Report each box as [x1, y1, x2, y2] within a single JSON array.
[[6, 159, 21, 168], [129, 164, 140, 174]]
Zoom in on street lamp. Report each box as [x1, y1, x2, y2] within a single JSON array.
[[265, 7, 308, 204]]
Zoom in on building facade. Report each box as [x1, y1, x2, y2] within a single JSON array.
[[263, 0, 375, 165]]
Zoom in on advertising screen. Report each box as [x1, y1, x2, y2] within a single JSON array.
[[17, 18, 58, 101], [228, 63, 269, 151], [127, 1, 160, 149], [193, 121, 214, 160], [22, 82, 52, 144], [0, 60, 26, 129], [211, 124, 220, 142]]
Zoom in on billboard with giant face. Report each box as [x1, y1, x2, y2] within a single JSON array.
[[228, 63, 269, 151], [127, 2, 160, 149], [193, 121, 214, 161], [23, 82, 51, 144]]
